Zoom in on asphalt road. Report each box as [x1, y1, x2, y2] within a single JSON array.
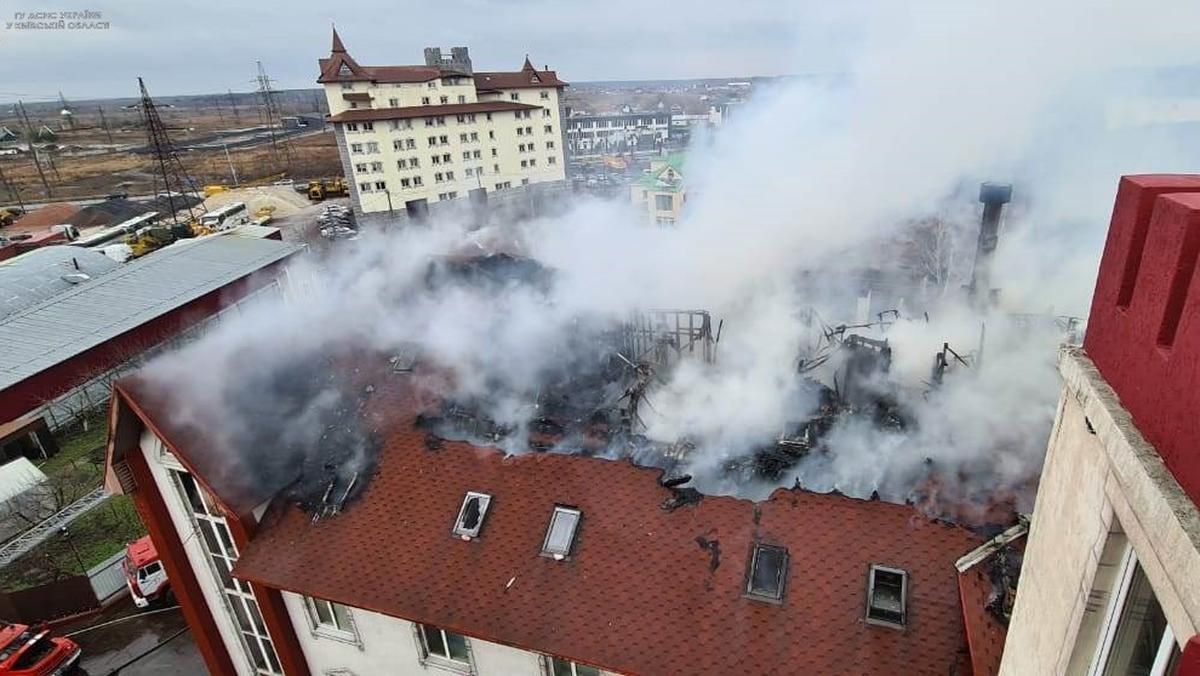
[[59, 598, 204, 676]]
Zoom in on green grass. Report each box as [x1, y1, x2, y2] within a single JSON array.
[[0, 495, 147, 592], [38, 413, 109, 481]]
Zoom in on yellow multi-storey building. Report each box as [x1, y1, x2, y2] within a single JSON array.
[[318, 30, 568, 220]]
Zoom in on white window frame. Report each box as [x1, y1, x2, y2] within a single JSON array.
[[414, 623, 475, 674], [745, 543, 788, 602], [452, 492, 492, 539], [541, 506, 581, 560], [303, 596, 361, 647], [1087, 546, 1180, 676], [865, 565, 908, 629], [540, 655, 600, 676]]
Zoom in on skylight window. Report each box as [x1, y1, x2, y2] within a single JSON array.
[[453, 492, 491, 539], [746, 544, 788, 601], [541, 506, 581, 560], [866, 565, 908, 627]]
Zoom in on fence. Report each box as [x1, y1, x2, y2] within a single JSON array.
[[87, 550, 127, 603], [0, 575, 99, 624]]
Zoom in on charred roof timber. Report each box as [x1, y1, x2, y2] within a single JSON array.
[[970, 182, 1013, 306]]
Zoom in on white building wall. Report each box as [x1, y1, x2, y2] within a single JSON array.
[[281, 591, 583, 676], [1000, 349, 1200, 675], [139, 430, 258, 676]]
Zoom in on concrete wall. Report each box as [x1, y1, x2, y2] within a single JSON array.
[[1000, 349, 1200, 675], [281, 591, 614, 676]]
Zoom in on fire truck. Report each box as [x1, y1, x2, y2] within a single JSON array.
[[0, 623, 80, 676], [122, 536, 171, 608]]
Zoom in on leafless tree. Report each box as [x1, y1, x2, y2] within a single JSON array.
[[903, 216, 969, 298]]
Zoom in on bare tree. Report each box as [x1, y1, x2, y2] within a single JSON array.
[[903, 216, 969, 298]]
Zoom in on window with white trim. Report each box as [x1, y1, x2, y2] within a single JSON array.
[[545, 656, 599, 676], [171, 470, 282, 675], [1088, 548, 1182, 676], [745, 543, 787, 602], [541, 506, 580, 560], [417, 624, 472, 669], [453, 492, 491, 539], [304, 596, 358, 642], [866, 565, 907, 627]]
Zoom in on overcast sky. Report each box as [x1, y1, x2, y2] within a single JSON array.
[[0, 0, 860, 103]]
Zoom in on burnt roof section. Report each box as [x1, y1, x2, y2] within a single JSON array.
[[227, 376, 984, 676]]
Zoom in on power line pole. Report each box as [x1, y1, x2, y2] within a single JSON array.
[[97, 106, 114, 145], [16, 101, 51, 197], [137, 77, 204, 227], [254, 60, 294, 175]]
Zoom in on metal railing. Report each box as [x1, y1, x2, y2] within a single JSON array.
[[0, 487, 108, 566]]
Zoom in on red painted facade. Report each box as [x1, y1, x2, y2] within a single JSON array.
[[1085, 174, 1200, 507], [0, 261, 288, 425]]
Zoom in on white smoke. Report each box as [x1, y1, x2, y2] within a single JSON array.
[[142, 0, 1200, 517]]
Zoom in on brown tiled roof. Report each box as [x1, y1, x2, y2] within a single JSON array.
[[228, 382, 982, 675], [473, 68, 567, 89], [328, 101, 540, 123], [957, 536, 1025, 676], [317, 57, 446, 85]]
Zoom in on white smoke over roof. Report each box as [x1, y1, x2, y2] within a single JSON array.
[[142, 0, 1200, 519]]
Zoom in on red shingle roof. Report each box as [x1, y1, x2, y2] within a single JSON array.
[[226, 383, 982, 675], [473, 68, 568, 90], [328, 101, 541, 124]]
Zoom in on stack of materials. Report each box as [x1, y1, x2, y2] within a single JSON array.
[[318, 204, 356, 241]]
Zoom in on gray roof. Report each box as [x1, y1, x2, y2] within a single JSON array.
[[0, 234, 303, 392], [0, 247, 120, 319]]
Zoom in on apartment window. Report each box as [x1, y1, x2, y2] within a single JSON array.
[[517, 128, 525, 136], [655, 216, 675, 226], [421, 96, 431, 105], [540, 91, 550, 100], [472, 150, 481, 159], [1090, 554, 1181, 676], [374, 181, 387, 191], [529, 158, 537, 167], [425, 117, 436, 127], [491, 148, 497, 157], [442, 153, 452, 163], [359, 182, 372, 192], [439, 135, 448, 144], [304, 596, 357, 640], [655, 194, 674, 211], [369, 161, 383, 173], [427, 81, 437, 89], [345, 122, 359, 132], [521, 178, 529, 185], [510, 93, 519, 101], [526, 126, 533, 134], [546, 141, 555, 149], [432, 155, 442, 165], [457, 116, 466, 124], [486, 112, 492, 121], [361, 122, 374, 131], [413, 176, 423, 186], [440, 96, 449, 104], [459, 133, 469, 143], [340, 82, 353, 90], [393, 140, 404, 151], [354, 163, 367, 173], [544, 125, 553, 133], [406, 138, 416, 149], [388, 97, 399, 107], [350, 143, 363, 153], [417, 624, 471, 667], [520, 160, 528, 168], [548, 156, 557, 165], [171, 471, 281, 674], [465, 167, 474, 177], [401, 178, 411, 188], [447, 191, 457, 199], [410, 157, 420, 168], [488, 130, 495, 140], [365, 142, 379, 153], [435, 172, 445, 183], [467, 114, 476, 122], [463, 151, 471, 161], [428, 137, 438, 148], [546, 657, 599, 676], [493, 163, 499, 173], [453, 492, 491, 538], [866, 566, 907, 627], [446, 171, 454, 180], [542, 506, 581, 559], [470, 132, 479, 141], [543, 109, 551, 117], [746, 544, 788, 601]]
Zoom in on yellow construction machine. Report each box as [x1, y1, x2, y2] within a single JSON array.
[[307, 177, 348, 201]]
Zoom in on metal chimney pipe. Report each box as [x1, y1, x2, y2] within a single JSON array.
[[970, 182, 1012, 305]]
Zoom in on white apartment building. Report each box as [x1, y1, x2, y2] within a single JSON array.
[[318, 31, 568, 220]]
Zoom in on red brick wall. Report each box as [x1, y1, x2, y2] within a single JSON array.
[[1085, 174, 1200, 506]]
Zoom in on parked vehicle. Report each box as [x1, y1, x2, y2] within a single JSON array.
[[0, 623, 80, 675], [122, 535, 171, 608]]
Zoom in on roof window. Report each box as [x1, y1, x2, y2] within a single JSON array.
[[745, 544, 788, 601], [866, 565, 907, 627], [453, 492, 491, 539], [541, 506, 581, 560]]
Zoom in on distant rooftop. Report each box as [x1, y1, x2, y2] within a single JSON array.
[[0, 234, 303, 393], [0, 246, 118, 319]]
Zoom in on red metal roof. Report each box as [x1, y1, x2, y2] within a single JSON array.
[[126, 535, 158, 568], [222, 382, 983, 675], [328, 101, 541, 124]]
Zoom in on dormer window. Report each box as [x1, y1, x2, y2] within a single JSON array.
[[338, 64, 353, 77], [866, 565, 907, 627], [745, 544, 788, 602], [453, 492, 491, 539], [541, 506, 580, 560]]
